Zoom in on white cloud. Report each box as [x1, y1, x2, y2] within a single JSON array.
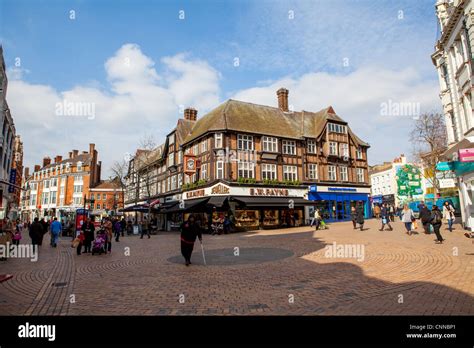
[[232, 66, 441, 165], [7, 43, 221, 176]]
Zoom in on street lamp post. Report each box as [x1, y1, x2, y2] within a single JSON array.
[[83, 194, 95, 226]]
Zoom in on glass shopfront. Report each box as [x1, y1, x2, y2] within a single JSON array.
[[308, 189, 371, 222], [234, 208, 304, 230]]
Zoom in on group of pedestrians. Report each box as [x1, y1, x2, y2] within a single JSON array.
[[377, 201, 457, 244], [75, 216, 120, 255]]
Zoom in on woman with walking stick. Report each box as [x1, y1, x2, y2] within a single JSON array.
[[180, 215, 202, 266]]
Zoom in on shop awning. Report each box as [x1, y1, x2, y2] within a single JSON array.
[[162, 198, 210, 213], [231, 196, 314, 207], [207, 196, 228, 208], [120, 204, 157, 213]]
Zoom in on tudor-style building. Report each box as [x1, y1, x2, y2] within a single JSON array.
[[125, 88, 370, 230]]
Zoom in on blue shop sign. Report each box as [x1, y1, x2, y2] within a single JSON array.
[[327, 187, 357, 192], [436, 162, 454, 171], [8, 169, 16, 193]]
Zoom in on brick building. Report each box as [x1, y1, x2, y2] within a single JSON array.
[[125, 88, 370, 231], [20, 143, 101, 222], [89, 178, 124, 218]]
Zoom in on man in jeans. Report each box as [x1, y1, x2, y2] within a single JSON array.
[[140, 217, 150, 239], [50, 217, 62, 248]]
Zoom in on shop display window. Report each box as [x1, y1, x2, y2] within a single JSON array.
[[263, 210, 279, 226], [235, 210, 259, 227]]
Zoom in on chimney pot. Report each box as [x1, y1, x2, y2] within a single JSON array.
[[72, 149, 79, 158], [184, 107, 198, 121], [43, 156, 51, 167], [277, 88, 289, 112]]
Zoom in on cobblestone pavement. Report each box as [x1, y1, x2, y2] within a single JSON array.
[[0, 218, 473, 315]]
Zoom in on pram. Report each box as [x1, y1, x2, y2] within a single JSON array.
[[92, 232, 107, 255]]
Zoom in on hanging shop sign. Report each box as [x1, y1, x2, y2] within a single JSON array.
[[459, 148, 474, 162], [8, 169, 17, 193], [438, 178, 456, 189]]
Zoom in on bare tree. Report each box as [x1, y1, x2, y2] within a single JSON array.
[[110, 159, 128, 214], [410, 112, 447, 195]]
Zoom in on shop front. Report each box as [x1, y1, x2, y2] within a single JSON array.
[[180, 182, 312, 232], [308, 185, 371, 222]]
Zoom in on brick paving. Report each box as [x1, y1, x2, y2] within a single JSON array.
[[0, 218, 473, 315]]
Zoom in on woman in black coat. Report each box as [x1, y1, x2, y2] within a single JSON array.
[[356, 202, 365, 231], [180, 215, 202, 266]]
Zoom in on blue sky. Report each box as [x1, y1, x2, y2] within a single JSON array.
[[0, 0, 441, 174]]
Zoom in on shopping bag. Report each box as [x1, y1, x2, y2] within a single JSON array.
[[71, 238, 80, 248], [412, 220, 418, 229], [429, 224, 434, 233], [382, 218, 387, 224]]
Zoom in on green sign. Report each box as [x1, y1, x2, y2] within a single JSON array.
[[396, 164, 423, 201]]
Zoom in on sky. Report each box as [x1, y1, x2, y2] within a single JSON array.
[[0, 0, 442, 177]]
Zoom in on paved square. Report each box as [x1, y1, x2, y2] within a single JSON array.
[[1, 219, 473, 315]]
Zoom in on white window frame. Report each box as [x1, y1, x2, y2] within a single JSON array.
[[282, 140, 296, 155], [238, 161, 255, 179], [328, 165, 337, 181], [329, 142, 338, 156], [201, 139, 208, 153], [261, 163, 277, 180], [283, 165, 297, 181], [340, 166, 348, 181], [216, 161, 224, 179], [340, 143, 349, 158], [214, 133, 223, 148], [308, 163, 318, 180], [307, 140, 316, 154], [357, 168, 365, 183], [201, 163, 208, 180], [356, 147, 363, 159], [237, 134, 254, 151], [262, 136, 278, 153]]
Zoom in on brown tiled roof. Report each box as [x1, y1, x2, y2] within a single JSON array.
[[91, 179, 121, 190], [182, 100, 369, 147], [369, 162, 392, 175]]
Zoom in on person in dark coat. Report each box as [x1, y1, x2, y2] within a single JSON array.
[[431, 205, 444, 243], [350, 206, 357, 229], [379, 203, 393, 231], [356, 202, 365, 231], [180, 215, 202, 266], [29, 218, 44, 252], [81, 217, 95, 253], [419, 205, 432, 234]]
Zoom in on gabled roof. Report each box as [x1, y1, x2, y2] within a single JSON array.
[[182, 99, 369, 147]]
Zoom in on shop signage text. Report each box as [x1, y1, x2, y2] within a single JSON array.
[[249, 188, 289, 196], [327, 187, 357, 192], [459, 148, 474, 163], [211, 184, 230, 195], [186, 189, 205, 199]]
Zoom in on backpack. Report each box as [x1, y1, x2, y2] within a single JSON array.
[[431, 210, 442, 225]]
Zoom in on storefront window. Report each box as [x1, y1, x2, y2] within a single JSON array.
[[235, 210, 259, 228], [263, 210, 279, 226]]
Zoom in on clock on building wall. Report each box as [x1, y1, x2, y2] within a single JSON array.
[[184, 155, 196, 176]]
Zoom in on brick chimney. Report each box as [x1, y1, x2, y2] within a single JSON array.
[[24, 167, 30, 178], [277, 88, 289, 112], [72, 149, 79, 158], [184, 107, 198, 121], [54, 155, 63, 163], [43, 156, 51, 167], [89, 143, 95, 154], [34, 165, 40, 172], [69, 151, 73, 159]]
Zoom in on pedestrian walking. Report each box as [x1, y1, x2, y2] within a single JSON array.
[[442, 201, 455, 232], [12, 220, 22, 246], [140, 217, 150, 239], [350, 206, 357, 229], [431, 205, 444, 244], [419, 204, 432, 235], [114, 219, 121, 242], [180, 214, 202, 266], [103, 217, 113, 253], [400, 204, 414, 235], [356, 202, 365, 231], [29, 218, 44, 253], [81, 218, 95, 253], [379, 203, 393, 231], [120, 217, 126, 237], [373, 204, 381, 219], [311, 209, 321, 230], [50, 217, 62, 248]]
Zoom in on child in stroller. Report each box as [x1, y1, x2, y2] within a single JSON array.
[[92, 229, 107, 255]]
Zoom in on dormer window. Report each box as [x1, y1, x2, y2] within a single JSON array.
[[328, 123, 347, 134]]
